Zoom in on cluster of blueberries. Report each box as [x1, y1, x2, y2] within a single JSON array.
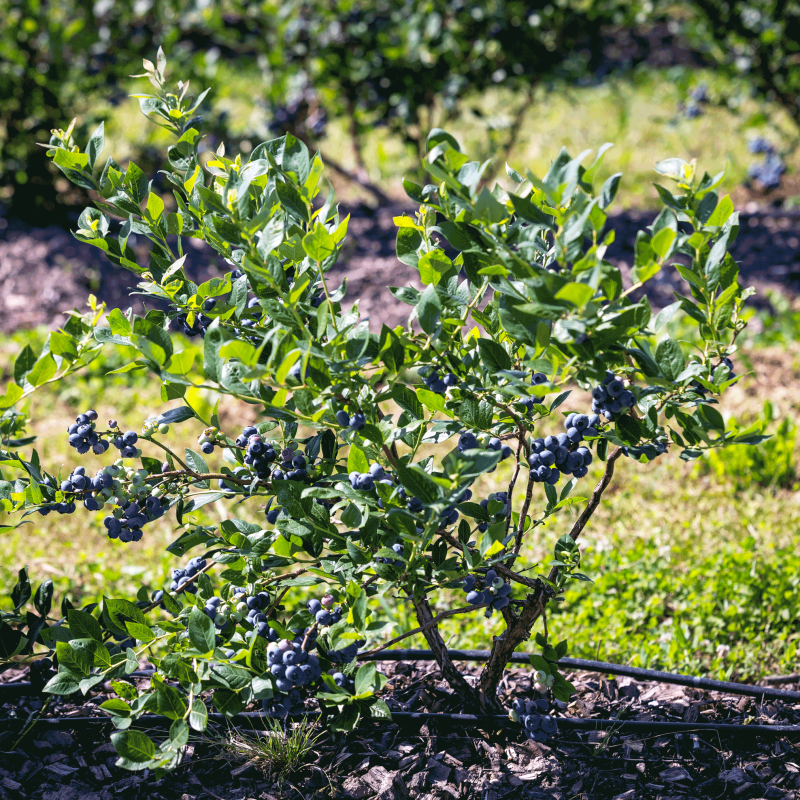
[[591, 372, 635, 420], [419, 367, 459, 395], [458, 431, 513, 462], [237, 426, 277, 475], [747, 138, 785, 190], [111, 430, 140, 460], [527, 414, 597, 485], [308, 595, 343, 627], [175, 311, 212, 338], [268, 636, 323, 692], [463, 569, 512, 617], [375, 542, 405, 569], [263, 691, 304, 720], [66, 409, 109, 455], [39, 466, 113, 516], [234, 426, 310, 483], [349, 462, 392, 491], [104, 495, 165, 543], [693, 356, 737, 396], [327, 638, 365, 664], [336, 409, 366, 430], [518, 372, 550, 414], [510, 698, 558, 743], [476, 491, 508, 532], [167, 556, 207, 596]]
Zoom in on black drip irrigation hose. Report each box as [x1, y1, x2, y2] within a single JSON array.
[[358, 649, 800, 703], [3, 651, 800, 703], [0, 710, 798, 741]]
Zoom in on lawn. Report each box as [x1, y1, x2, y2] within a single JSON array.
[[1, 326, 798, 683]]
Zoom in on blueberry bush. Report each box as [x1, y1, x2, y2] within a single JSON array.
[[0, 52, 769, 767]]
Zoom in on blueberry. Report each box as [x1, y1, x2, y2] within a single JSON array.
[[335, 409, 350, 427], [201, 441, 214, 455], [592, 386, 607, 402], [566, 451, 583, 471], [122, 431, 138, 446], [60, 480, 73, 492], [573, 414, 589, 431], [443, 373, 458, 387], [539, 450, 555, 467], [619, 390, 635, 408], [606, 380, 623, 398], [566, 427, 583, 443], [121, 445, 136, 459], [531, 372, 548, 385], [349, 412, 366, 430]]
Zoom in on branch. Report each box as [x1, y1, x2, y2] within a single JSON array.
[[359, 601, 487, 659]]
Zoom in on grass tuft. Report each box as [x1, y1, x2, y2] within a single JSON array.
[[219, 718, 323, 781]]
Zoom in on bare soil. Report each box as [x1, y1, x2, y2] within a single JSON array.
[[0, 205, 799, 335]]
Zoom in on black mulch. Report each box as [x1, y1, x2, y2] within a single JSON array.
[[2, 658, 800, 800]]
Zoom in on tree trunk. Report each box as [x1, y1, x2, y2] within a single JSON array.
[[411, 594, 477, 704]]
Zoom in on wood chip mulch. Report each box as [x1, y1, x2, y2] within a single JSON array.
[[2, 659, 800, 800]]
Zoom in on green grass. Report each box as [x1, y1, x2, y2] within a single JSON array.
[[1, 329, 799, 682]]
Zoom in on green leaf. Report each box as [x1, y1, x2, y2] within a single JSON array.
[[476, 338, 511, 371], [14, 344, 37, 385], [188, 607, 215, 652], [104, 598, 147, 635], [303, 224, 336, 261], [27, 355, 57, 387], [354, 661, 379, 695], [417, 285, 442, 335], [654, 338, 686, 382], [554, 282, 594, 308], [189, 697, 208, 731], [616, 415, 642, 446], [395, 461, 440, 504], [0, 382, 23, 409], [152, 677, 187, 720], [67, 609, 102, 642], [418, 249, 452, 286], [184, 448, 209, 475], [125, 622, 155, 643], [111, 730, 156, 763], [347, 445, 369, 475], [212, 688, 243, 717], [43, 670, 81, 695]]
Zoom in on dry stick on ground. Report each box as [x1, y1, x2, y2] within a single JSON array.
[[476, 446, 624, 710]]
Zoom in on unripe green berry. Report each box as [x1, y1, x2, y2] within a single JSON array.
[[159, 423, 169, 434]]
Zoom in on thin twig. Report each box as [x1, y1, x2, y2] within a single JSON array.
[[358, 602, 487, 659]]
